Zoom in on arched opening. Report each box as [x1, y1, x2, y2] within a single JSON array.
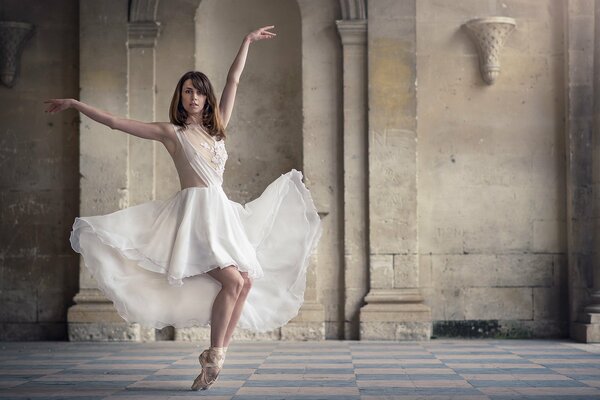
[[195, 0, 302, 202]]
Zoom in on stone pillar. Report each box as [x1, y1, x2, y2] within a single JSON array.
[[572, 0, 600, 343], [359, 0, 431, 340], [68, 0, 159, 342], [127, 21, 160, 205], [335, 18, 368, 340], [68, 0, 152, 341], [280, 0, 344, 340]]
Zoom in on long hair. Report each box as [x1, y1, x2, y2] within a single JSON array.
[[169, 71, 226, 140]]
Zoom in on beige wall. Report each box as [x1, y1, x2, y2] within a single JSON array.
[[0, 0, 79, 340], [155, 0, 303, 203], [0, 0, 579, 341], [196, 0, 303, 202], [416, 0, 568, 336]]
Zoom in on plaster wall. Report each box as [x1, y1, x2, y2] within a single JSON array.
[[0, 0, 79, 340], [195, 0, 302, 203], [416, 0, 568, 337]]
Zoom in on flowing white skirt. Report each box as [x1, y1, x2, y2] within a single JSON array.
[[69, 169, 322, 332]]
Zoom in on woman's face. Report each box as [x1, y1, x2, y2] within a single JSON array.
[[181, 79, 207, 117]]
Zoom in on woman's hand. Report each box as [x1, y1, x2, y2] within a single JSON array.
[[245, 25, 276, 44], [44, 98, 73, 114]]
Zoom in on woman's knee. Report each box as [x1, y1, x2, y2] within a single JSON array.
[[209, 266, 245, 296], [222, 268, 245, 296], [240, 274, 253, 295]]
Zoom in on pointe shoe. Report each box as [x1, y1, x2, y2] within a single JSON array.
[[191, 347, 225, 391], [198, 346, 227, 368]]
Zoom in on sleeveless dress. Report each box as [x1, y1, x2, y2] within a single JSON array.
[[69, 123, 322, 332]]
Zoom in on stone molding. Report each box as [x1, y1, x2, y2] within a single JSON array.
[[364, 288, 424, 304], [336, 19, 366, 45], [127, 21, 160, 48], [360, 289, 432, 340], [463, 17, 516, 85]]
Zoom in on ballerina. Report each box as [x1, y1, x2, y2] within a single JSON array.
[[45, 25, 322, 391]]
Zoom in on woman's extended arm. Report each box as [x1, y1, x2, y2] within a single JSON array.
[[219, 26, 276, 128], [45, 98, 173, 144]]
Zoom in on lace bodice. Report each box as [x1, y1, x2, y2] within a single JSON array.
[[199, 137, 227, 175], [181, 125, 228, 175], [171, 124, 228, 188]]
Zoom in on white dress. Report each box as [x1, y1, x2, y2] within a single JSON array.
[[69, 123, 322, 332]]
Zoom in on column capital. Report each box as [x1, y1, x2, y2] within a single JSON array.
[[127, 21, 160, 49], [336, 19, 367, 46]]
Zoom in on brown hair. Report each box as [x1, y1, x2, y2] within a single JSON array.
[[169, 71, 226, 140]]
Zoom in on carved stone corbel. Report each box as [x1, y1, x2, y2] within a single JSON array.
[[0, 21, 34, 88], [463, 17, 516, 85]]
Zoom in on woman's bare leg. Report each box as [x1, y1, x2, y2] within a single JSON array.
[[223, 272, 253, 348], [206, 266, 245, 347]]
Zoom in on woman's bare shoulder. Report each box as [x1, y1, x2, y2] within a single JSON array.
[[153, 122, 178, 154]]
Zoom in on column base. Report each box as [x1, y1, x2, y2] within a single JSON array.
[[571, 313, 600, 343], [359, 289, 432, 340], [67, 289, 155, 342]]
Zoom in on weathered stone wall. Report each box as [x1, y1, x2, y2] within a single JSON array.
[[0, 0, 79, 340], [1, 0, 579, 341], [416, 0, 568, 337]]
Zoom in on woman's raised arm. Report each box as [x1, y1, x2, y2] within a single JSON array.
[[219, 26, 276, 129], [45, 98, 173, 144]]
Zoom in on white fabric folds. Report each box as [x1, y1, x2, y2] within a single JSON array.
[[70, 169, 322, 332]]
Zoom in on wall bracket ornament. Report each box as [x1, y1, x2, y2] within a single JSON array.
[[0, 21, 34, 88], [463, 17, 516, 85]]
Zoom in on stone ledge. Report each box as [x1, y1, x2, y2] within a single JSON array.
[[360, 321, 431, 341], [68, 322, 154, 342], [175, 327, 281, 341]]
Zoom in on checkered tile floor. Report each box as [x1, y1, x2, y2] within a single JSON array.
[[1, 340, 600, 399]]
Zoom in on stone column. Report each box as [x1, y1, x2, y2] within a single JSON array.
[[127, 21, 160, 205], [335, 18, 368, 340], [359, 0, 431, 340], [280, 0, 339, 340], [68, 0, 154, 341], [572, 0, 600, 343], [68, 1, 160, 342]]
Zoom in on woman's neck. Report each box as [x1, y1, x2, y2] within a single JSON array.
[[186, 114, 203, 126]]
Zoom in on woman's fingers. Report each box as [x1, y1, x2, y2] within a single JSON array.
[[43, 99, 66, 113], [246, 26, 276, 43], [256, 28, 276, 40]]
